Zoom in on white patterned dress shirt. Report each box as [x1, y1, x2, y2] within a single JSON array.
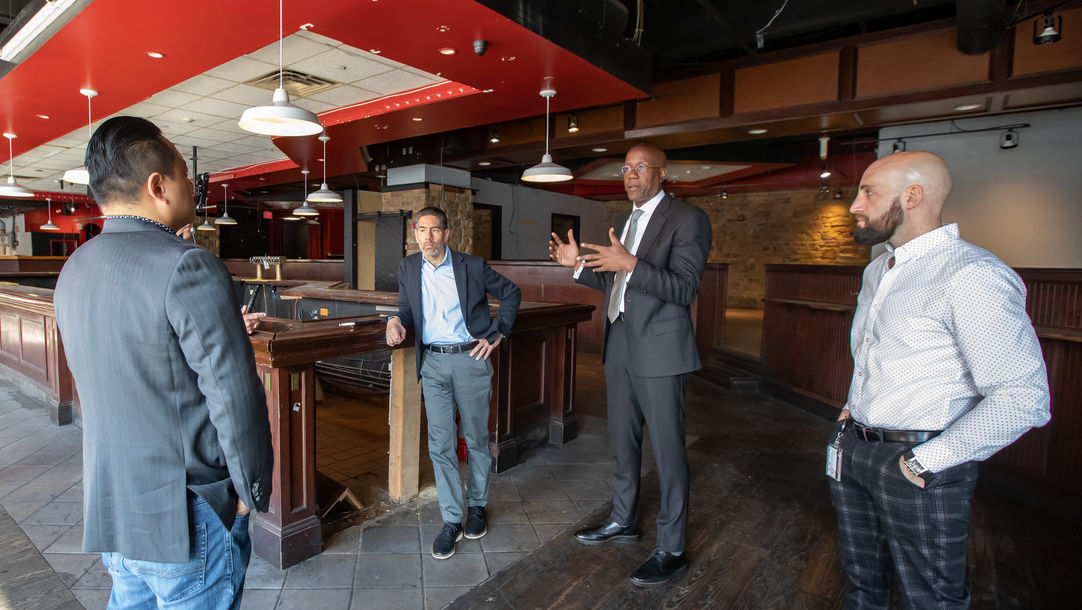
[[846, 223, 1050, 473], [614, 189, 663, 314]]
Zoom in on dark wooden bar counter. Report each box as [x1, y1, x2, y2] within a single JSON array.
[[0, 286, 75, 425], [761, 264, 1082, 498], [489, 261, 728, 354]]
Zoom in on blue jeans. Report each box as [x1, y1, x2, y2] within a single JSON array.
[[101, 493, 251, 609]]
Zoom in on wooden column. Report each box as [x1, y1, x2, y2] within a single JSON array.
[[388, 347, 421, 501], [250, 364, 321, 570]]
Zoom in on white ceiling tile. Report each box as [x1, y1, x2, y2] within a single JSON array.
[[170, 74, 235, 97], [212, 141, 262, 154], [185, 127, 238, 144], [338, 41, 400, 67], [307, 84, 379, 107], [246, 33, 333, 67], [146, 89, 202, 108], [290, 48, 394, 84], [115, 101, 173, 119], [352, 69, 437, 96], [292, 97, 336, 114], [210, 84, 275, 107], [205, 55, 279, 83], [184, 97, 251, 120], [152, 108, 222, 126]]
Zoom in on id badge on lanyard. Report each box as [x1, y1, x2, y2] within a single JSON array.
[[826, 427, 844, 481]]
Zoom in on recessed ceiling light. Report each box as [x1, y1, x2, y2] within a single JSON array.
[[592, 147, 607, 153], [436, 25, 451, 32], [182, 117, 195, 123], [482, 89, 494, 93], [438, 47, 456, 55], [35, 114, 49, 119], [500, 55, 516, 62], [478, 161, 491, 166], [747, 128, 768, 135], [953, 103, 982, 111], [701, 166, 711, 170], [375, 124, 388, 130], [369, 48, 381, 54], [146, 51, 164, 59], [411, 117, 423, 122]]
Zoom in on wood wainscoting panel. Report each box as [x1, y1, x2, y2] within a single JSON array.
[[856, 29, 989, 99], [18, 316, 47, 376], [508, 329, 546, 438], [733, 52, 840, 114], [0, 312, 19, 359]]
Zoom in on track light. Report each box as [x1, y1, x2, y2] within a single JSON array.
[[567, 114, 579, 134], [1034, 11, 1061, 45]]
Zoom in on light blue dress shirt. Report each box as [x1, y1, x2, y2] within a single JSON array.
[[420, 247, 472, 346]]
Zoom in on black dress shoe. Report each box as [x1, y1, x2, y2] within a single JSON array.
[[630, 549, 688, 587], [573, 521, 640, 545]]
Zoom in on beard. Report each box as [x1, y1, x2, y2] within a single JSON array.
[[854, 196, 904, 246]]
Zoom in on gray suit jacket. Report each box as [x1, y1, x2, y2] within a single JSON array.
[[577, 193, 712, 377], [54, 217, 273, 563]]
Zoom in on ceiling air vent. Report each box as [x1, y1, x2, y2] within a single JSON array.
[[246, 70, 340, 98]]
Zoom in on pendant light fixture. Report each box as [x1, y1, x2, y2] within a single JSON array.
[[41, 198, 60, 230], [62, 88, 98, 186], [292, 168, 319, 216], [307, 133, 342, 203], [521, 79, 573, 183], [1, 133, 34, 198], [196, 193, 216, 231], [214, 183, 237, 225], [238, 0, 323, 137], [818, 135, 832, 179]]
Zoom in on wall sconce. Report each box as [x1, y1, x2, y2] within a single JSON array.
[[1034, 11, 1062, 45], [567, 114, 580, 133]]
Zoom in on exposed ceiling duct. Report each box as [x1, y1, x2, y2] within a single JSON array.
[[955, 0, 1005, 54]]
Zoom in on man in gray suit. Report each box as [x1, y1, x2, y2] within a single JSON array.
[[54, 116, 272, 609], [549, 143, 712, 587]]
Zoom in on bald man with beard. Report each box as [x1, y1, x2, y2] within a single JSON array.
[[829, 151, 1050, 609]]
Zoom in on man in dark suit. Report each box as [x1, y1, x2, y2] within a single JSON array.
[[549, 143, 712, 587], [385, 206, 520, 559], [54, 116, 273, 609]]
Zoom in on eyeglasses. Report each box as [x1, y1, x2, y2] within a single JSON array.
[[620, 164, 663, 175]]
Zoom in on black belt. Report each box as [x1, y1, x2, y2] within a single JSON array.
[[425, 341, 478, 354], [846, 419, 941, 443]]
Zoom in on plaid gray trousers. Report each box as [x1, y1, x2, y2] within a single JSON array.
[[828, 421, 979, 609]]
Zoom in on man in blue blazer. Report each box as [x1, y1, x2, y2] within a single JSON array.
[[550, 143, 712, 587], [54, 116, 272, 609], [386, 206, 520, 559]]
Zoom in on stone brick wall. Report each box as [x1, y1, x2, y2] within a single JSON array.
[[606, 189, 870, 309], [472, 206, 494, 260], [381, 184, 473, 255]]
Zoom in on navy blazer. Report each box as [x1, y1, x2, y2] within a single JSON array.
[[577, 193, 712, 377], [395, 248, 521, 377]]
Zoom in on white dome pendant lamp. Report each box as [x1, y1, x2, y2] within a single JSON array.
[[62, 88, 98, 185], [214, 183, 237, 225], [238, 0, 323, 137], [521, 79, 573, 183], [307, 133, 342, 203]]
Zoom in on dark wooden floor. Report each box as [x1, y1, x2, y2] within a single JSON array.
[[451, 360, 1082, 609]]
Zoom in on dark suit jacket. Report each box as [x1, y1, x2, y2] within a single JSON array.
[[577, 193, 712, 377], [54, 218, 273, 564], [395, 248, 521, 377]]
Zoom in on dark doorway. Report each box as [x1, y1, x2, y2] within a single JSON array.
[[472, 203, 502, 260], [551, 213, 580, 244]]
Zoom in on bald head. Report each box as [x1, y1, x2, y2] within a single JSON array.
[[867, 151, 952, 212], [851, 151, 953, 247]]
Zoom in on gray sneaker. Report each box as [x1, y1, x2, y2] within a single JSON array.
[[464, 506, 487, 539], [432, 522, 463, 559]]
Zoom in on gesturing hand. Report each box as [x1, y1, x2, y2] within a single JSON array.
[[580, 227, 637, 273], [241, 305, 266, 335], [385, 316, 406, 347], [549, 230, 580, 268], [469, 334, 502, 360]]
